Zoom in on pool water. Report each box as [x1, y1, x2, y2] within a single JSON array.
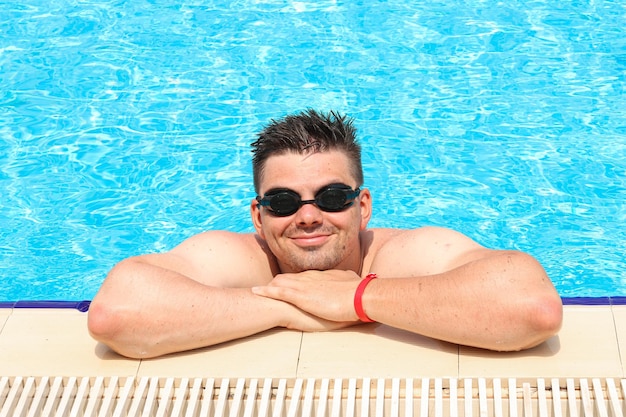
[[1, 1, 625, 301]]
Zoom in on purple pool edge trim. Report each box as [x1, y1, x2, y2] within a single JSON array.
[[0, 297, 625, 312], [0, 300, 92, 312]]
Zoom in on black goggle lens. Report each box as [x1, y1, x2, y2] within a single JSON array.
[[257, 186, 361, 217]]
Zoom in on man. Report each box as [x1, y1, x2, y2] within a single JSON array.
[[88, 109, 563, 359]]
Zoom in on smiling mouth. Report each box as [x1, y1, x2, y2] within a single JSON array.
[[290, 234, 331, 247]]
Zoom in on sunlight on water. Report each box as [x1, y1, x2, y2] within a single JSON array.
[[1, 0, 625, 300]]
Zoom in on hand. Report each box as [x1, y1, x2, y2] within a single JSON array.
[[252, 270, 362, 323], [279, 303, 356, 332]]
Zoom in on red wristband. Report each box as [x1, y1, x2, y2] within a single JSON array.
[[354, 273, 378, 322]]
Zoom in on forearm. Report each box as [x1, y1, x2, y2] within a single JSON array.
[[363, 252, 563, 351], [88, 260, 288, 358]]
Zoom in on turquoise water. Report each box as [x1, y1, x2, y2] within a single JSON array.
[[1, 1, 625, 301]]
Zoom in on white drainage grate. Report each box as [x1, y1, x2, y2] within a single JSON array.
[[1, 376, 625, 417]]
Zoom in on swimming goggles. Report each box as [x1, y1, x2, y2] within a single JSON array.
[[256, 184, 361, 217]]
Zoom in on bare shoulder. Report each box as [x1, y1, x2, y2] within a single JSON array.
[[367, 226, 491, 277], [145, 231, 277, 287], [172, 230, 267, 256]]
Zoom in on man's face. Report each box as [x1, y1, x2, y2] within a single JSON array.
[[251, 150, 372, 273]]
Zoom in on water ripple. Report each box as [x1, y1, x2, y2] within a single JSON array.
[[1, 0, 624, 300]]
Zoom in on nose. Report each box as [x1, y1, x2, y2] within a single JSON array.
[[294, 200, 323, 226]]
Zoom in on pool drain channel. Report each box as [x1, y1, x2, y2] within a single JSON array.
[[1, 376, 624, 417]]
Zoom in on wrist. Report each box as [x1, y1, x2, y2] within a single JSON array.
[[354, 273, 378, 322], [251, 290, 293, 329]]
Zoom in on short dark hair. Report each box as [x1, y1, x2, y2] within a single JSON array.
[[251, 109, 363, 192]]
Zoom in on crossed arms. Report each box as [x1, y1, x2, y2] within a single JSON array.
[[88, 227, 563, 358]]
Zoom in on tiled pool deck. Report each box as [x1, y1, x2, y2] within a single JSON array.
[[0, 301, 625, 381]]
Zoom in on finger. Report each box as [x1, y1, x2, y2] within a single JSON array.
[[267, 275, 304, 287], [251, 285, 299, 303], [272, 273, 313, 284]]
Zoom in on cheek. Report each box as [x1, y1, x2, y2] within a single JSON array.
[[262, 224, 290, 257], [259, 217, 288, 242], [349, 209, 365, 230]]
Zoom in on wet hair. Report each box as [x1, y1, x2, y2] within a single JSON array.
[[251, 109, 363, 193]]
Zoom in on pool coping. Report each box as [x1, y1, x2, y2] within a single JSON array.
[[2, 302, 625, 383]]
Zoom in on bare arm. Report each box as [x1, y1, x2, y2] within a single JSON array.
[[363, 249, 563, 351], [252, 227, 563, 351], [88, 232, 350, 358]]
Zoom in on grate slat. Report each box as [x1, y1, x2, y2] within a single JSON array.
[[359, 377, 370, 417], [16, 376, 37, 417], [606, 378, 623, 417], [54, 376, 77, 417]]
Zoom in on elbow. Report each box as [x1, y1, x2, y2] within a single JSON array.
[[87, 300, 123, 353], [527, 293, 563, 346], [87, 259, 160, 359], [509, 253, 564, 350], [88, 297, 155, 359], [87, 300, 133, 358], [497, 294, 563, 352]]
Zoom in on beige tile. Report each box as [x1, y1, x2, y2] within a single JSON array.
[[459, 306, 621, 380], [0, 309, 140, 377], [2, 306, 623, 382], [611, 305, 626, 378], [297, 323, 459, 378], [138, 328, 302, 379]]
